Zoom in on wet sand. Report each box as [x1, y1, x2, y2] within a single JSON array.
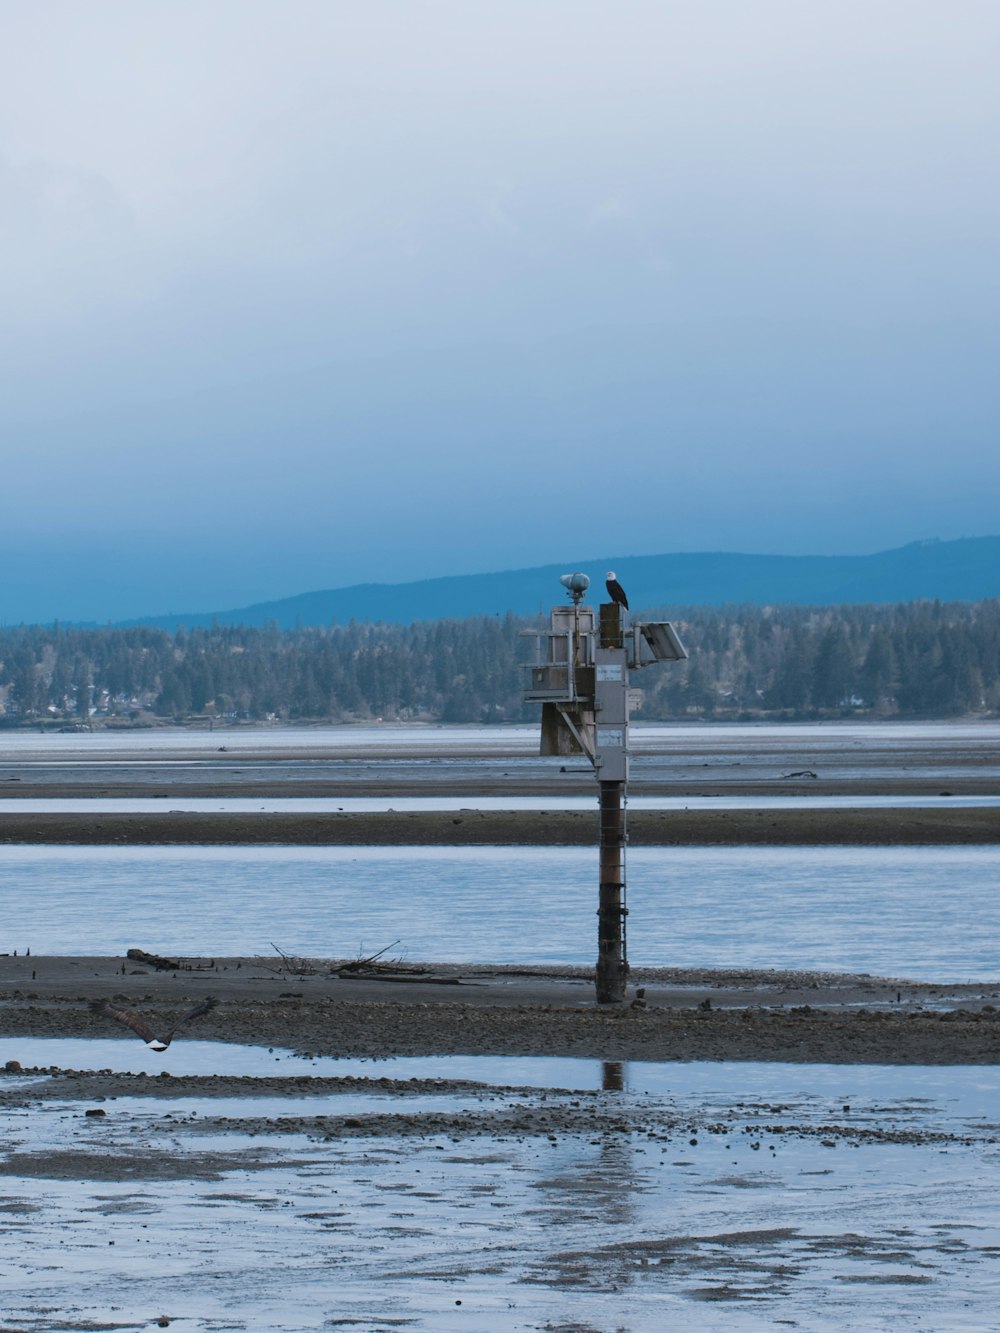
[[2, 725, 998, 1062], [4, 723, 1000, 799], [1, 805, 999, 844], [4, 729, 998, 1329], [0, 1068, 982, 1150], [3, 955, 998, 1066], [4, 1063, 997, 1332], [3, 724, 999, 842]]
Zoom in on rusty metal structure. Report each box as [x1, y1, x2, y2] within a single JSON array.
[[523, 573, 688, 1003]]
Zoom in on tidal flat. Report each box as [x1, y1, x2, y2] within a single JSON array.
[[3, 959, 1000, 1330], [1, 723, 999, 1329], [2, 1049, 999, 1331]]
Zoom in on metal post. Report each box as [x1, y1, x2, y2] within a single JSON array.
[[596, 778, 628, 1003], [594, 599, 628, 1004], [523, 575, 687, 1007]]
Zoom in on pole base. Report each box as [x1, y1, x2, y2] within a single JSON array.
[[595, 953, 629, 1005]]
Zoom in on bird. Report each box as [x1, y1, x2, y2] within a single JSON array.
[[89, 997, 218, 1051], [605, 570, 629, 611]]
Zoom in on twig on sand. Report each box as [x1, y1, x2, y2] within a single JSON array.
[[337, 940, 402, 973], [261, 940, 432, 979], [260, 943, 323, 978], [335, 941, 436, 977]]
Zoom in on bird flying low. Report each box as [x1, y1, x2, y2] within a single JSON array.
[[89, 997, 218, 1051], [605, 571, 629, 611]]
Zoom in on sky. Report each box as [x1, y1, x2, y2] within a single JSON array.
[[1, 1, 999, 623]]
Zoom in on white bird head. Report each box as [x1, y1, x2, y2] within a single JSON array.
[[606, 570, 616, 580]]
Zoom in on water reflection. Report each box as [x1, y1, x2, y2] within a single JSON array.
[[601, 1061, 625, 1092], [541, 1135, 645, 1234]]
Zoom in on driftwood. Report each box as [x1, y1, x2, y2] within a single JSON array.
[[338, 974, 473, 986], [126, 947, 180, 971], [262, 940, 442, 980], [259, 944, 323, 978], [334, 942, 442, 979], [335, 940, 404, 975]]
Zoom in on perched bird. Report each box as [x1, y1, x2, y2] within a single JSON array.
[[90, 997, 218, 1051], [605, 570, 629, 611]]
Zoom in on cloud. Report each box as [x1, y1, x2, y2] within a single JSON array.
[[0, 154, 150, 325], [586, 195, 634, 227], [0, 0, 998, 622]]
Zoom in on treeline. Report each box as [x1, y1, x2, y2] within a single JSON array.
[[640, 599, 1000, 719], [0, 617, 527, 725], [0, 599, 998, 726]]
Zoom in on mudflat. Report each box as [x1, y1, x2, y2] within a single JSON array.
[[1, 805, 999, 844], [2, 724, 998, 1064], [2, 954, 998, 1067], [2, 723, 1000, 843], [4, 733, 999, 1329]]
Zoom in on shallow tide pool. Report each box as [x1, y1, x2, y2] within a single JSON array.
[[2, 1058, 999, 1332], [3, 1039, 999, 1124]]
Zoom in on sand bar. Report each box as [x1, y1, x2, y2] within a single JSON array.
[[1, 805, 998, 844], [2, 955, 999, 1067]]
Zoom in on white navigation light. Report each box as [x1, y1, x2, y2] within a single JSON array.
[[559, 572, 591, 604]]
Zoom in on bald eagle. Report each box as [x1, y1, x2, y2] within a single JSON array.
[[90, 997, 218, 1051], [605, 571, 629, 611]]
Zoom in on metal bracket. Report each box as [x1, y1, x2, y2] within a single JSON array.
[[555, 706, 596, 765]]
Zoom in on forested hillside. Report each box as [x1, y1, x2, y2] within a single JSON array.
[[1, 599, 998, 726], [119, 537, 1000, 631]]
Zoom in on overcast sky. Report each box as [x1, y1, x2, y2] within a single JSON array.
[[2, 1, 998, 622]]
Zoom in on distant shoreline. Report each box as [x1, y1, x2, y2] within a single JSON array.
[[1, 806, 998, 845]]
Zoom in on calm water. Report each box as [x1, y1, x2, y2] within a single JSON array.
[[1, 844, 997, 980], [3, 794, 1000, 812], [5, 1060, 1000, 1332], [3, 719, 999, 756], [3, 1037, 998, 1124]]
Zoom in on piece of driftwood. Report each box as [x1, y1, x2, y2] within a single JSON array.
[[263, 943, 322, 977], [335, 940, 404, 974], [337, 973, 474, 986], [126, 947, 180, 971]]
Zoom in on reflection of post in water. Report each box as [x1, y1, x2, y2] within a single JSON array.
[[533, 1062, 638, 1232], [602, 1060, 625, 1092], [593, 1123, 639, 1230]]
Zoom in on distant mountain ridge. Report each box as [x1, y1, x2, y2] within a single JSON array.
[[121, 537, 1000, 631]]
